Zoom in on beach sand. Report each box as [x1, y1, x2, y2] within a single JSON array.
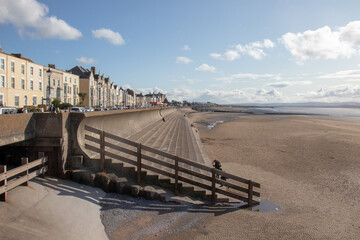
[[174, 111, 360, 240]]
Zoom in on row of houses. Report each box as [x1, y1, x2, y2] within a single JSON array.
[[0, 46, 168, 108]]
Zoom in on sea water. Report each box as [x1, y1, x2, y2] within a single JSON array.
[[247, 107, 360, 117]]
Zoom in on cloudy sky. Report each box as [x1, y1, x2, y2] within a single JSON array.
[[1, 0, 360, 103]]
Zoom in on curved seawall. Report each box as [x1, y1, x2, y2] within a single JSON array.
[[76, 107, 176, 159]]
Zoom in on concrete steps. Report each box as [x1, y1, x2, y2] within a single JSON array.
[[81, 108, 240, 203]]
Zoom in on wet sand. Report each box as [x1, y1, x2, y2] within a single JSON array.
[[176, 111, 360, 240]]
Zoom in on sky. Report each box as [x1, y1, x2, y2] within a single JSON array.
[[1, 0, 360, 104]]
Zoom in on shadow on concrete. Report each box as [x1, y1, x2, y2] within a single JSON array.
[[32, 177, 242, 217], [33, 177, 104, 206], [100, 192, 242, 217]]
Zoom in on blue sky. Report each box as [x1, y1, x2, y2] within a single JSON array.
[[1, 0, 360, 103]]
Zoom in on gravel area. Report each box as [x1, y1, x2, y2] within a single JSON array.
[[100, 193, 210, 240]]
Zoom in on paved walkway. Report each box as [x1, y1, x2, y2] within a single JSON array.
[[0, 177, 108, 240]]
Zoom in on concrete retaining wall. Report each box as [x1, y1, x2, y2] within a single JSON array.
[[76, 107, 175, 159], [0, 113, 35, 146]]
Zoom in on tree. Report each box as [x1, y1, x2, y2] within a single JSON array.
[[51, 98, 61, 108], [78, 92, 87, 106]]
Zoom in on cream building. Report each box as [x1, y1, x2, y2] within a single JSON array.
[[44, 64, 79, 106], [0, 47, 44, 108]]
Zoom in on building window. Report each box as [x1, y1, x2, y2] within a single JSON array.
[[69, 87, 72, 94], [39, 81, 42, 91], [47, 77, 50, 86], [24, 95, 27, 106], [0, 58, 4, 70], [33, 96, 37, 105], [11, 77, 15, 88], [39, 69, 42, 77], [65, 76, 67, 82], [70, 77, 71, 83], [75, 78, 77, 84], [21, 64, 25, 74], [21, 79, 25, 89], [0, 94, 3, 106], [30, 66, 33, 75], [57, 80, 60, 87], [52, 79, 55, 86], [0, 75, 5, 87], [30, 80, 33, 90], [56, 88, 61, 98], [15, 95, 19, 107], [64, 86, 67, 94], [11, 61, 15, 72]]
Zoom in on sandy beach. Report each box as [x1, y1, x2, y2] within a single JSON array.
[[176, 110, 360, 240]]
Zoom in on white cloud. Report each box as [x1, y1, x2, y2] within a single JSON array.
[[340, 21, 360, 46], [211, 39, 275, 61], [256, 88, 282, 97], [0, 0, 82, 40], [166, 86, 285, 104], [216, 73, 281, 84], [195, 64, 216, 72], [176, 56, 192, 64], [298, 85, 360, 101], [318, 70, 360, 80], [76, 57, 96, 65], [280, 21, 360, 63], [171, 76, 202, 84], [92, 28, 125, 45], [183, 45, 191, 51], [266, 81, 312, 88]]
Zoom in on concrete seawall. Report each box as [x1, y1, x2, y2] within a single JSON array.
[[76, 107, 176, 159], [0, 107, 176, 177]]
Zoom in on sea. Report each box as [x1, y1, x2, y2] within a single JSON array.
[[244, 107, 360, 118]]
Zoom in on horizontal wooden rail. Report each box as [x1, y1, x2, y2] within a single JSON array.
[[0, 153, 48, 202], [84, 125, 261, 206]]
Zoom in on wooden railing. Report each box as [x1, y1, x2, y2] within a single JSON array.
[[84, 125, 260, 206], [0, 152, 48, 202]]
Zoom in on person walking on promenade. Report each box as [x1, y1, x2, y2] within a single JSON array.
[[212, 160, 227, 186]]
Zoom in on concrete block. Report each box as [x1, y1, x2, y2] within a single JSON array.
[[67, 156, 83, 169]]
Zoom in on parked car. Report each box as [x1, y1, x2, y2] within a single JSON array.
[[0, 107, 17, 114], [84, 107, 94, 112], [70, 107, 85, 112], [94, 108, 102, 111]]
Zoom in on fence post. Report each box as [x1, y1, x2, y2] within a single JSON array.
[[137, 143, 142, 184], [174, 156, 179, 195], [248, 180, 253, 207], [38, 152, 45, 178], [0, 165, 7, 202], [100, 131, 105, 172], [211, 168, 217, 205], [21, 157, 29, 186]]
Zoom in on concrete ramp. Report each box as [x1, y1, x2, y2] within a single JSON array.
[[77, 107, 176, 159]]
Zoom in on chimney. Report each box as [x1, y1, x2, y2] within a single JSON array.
[[91, 66, 96, 74], [48, 64, 56, 69], [12, 53, 22, 58]]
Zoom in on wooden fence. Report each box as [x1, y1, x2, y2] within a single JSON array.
[[0, 152, 48, 202], [84, 125, 260, 206]]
